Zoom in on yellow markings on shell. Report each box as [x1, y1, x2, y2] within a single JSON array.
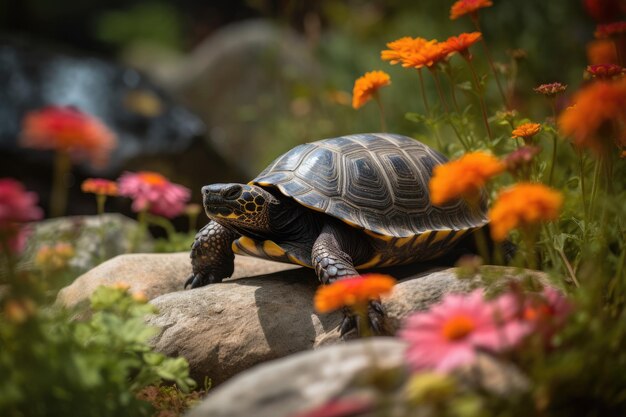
[[262, 240, 286, 258], [430, 230, 452, 244], [394, 236, 414, 248], [355, 254, 382, 269], [449, 228, 470, 243], [341, 217, 364, 230], [412, 231, 433, 248], [235, 236, 261, 256]]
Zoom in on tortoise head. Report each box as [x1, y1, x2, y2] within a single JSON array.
[[201, 183, 278, 232]]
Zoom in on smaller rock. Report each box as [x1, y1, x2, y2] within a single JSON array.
[[186, 339, 404, 417], [23, 214, 153, 275], [186, 338, 528, 417]]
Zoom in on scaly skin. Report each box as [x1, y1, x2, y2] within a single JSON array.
[[186, 221, 238, 288]]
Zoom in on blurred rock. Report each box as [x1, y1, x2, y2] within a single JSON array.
[[0, 38, 243, 215], [170, 20, 320, 176], [186, 339, 402, 417], [23, 214, 152, 275], [185, 339, 528, 417]]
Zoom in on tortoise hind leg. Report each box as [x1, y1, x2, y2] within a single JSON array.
[[311, 222, 384, 337], [186, 221, 239, 288]]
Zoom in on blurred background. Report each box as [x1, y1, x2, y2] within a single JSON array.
[[0, 0, 618, 218]]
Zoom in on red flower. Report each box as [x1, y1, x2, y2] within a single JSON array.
[[595, 21, 626, 38], [81, 178, 118, 196], [586, 63, 625, 79], [20, 106, 117, 167]]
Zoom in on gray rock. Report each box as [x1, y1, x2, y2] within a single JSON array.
[[23, 214, 153, 275], [186, 339, 528, 417], [186, 339, 403, 417], [142, 257, 548, 386], [172, 20, 320, 176], [56, 252, 296, 310]]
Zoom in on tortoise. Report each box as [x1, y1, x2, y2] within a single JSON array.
[[186, 133, 487, 334]]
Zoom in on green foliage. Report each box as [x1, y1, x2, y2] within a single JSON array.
[[0, 286, 196, 417]]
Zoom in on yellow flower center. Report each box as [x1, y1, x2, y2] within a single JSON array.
[[442, 315, 476, 341], [138, 172, 167, 186]]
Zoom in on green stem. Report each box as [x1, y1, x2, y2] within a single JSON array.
[[444, 67, 462, 113], [548, 133, 557, 186], [471, 15, 508, 108], [188, 212, 199, 234], [96, 195, 106, 216], [465, 57, 494, 143], [131, 208, 148, 253], [417, 68, 431, 114], [145, 213, 177, 239], [430, 68, 470, 150], [578, 151, 589, 223], [50, 150, 71, 217], [374, 93, 387, 132], [589, 157, 602, 220], [354, 303, 372, 338], [523, 228, 538, 270], [473, 227, 490, 264]]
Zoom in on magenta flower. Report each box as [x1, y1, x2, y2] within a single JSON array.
[[400, 289, 528, 373], [118, 171, 190, 218], [0, 178, 43, 254]]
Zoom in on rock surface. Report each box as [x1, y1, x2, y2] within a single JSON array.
[[58, 252, 549, 387], [187, 339, 403, 417], [56, 252, 296, 309], [186, 339, 528, 417]]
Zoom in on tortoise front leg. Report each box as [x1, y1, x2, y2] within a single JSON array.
[[311, 223, 384, 336], [186, 221, 239, 289]]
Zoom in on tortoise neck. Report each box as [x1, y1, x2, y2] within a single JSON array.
[[267, 193, 321, 243]]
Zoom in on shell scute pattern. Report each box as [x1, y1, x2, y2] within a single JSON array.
[[253, 133, 487, 237]]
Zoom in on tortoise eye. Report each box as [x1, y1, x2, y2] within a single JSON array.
[[222, 185, 242, 200]]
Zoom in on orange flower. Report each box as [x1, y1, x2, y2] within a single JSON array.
[[401, 41, 451, 69], [450, 0, 493, 20], [586, 63, 625, 79], [381, 37, 430, 65], [533, 82, 567, 97], [35, 242, 75, 271], [429, 152, 505, 206], [20, 106, 117, 167], [444, 32, 482, 58], [512, 122, 542, 140], [314, 274, 396, 313], [558, 78, 626, 153], [488, 183, 563, 241], [81, 178, 118, 196], [586, 39, 619, 65], [621, 150, 626, 158], [595, 21, 626, 39], [352, 71, 391, 109]]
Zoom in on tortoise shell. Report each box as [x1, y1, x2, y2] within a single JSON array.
[[253, 133, 487, 236]]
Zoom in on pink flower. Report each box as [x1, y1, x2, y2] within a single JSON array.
[[118, 171, 190, 218], [20, 106, 117, 167], [0, 179, 43, 254], [400, 289, 526, 373]]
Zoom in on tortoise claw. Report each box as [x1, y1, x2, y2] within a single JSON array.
[[184, 272, 222, 289], [339, 300, 386, 338]]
